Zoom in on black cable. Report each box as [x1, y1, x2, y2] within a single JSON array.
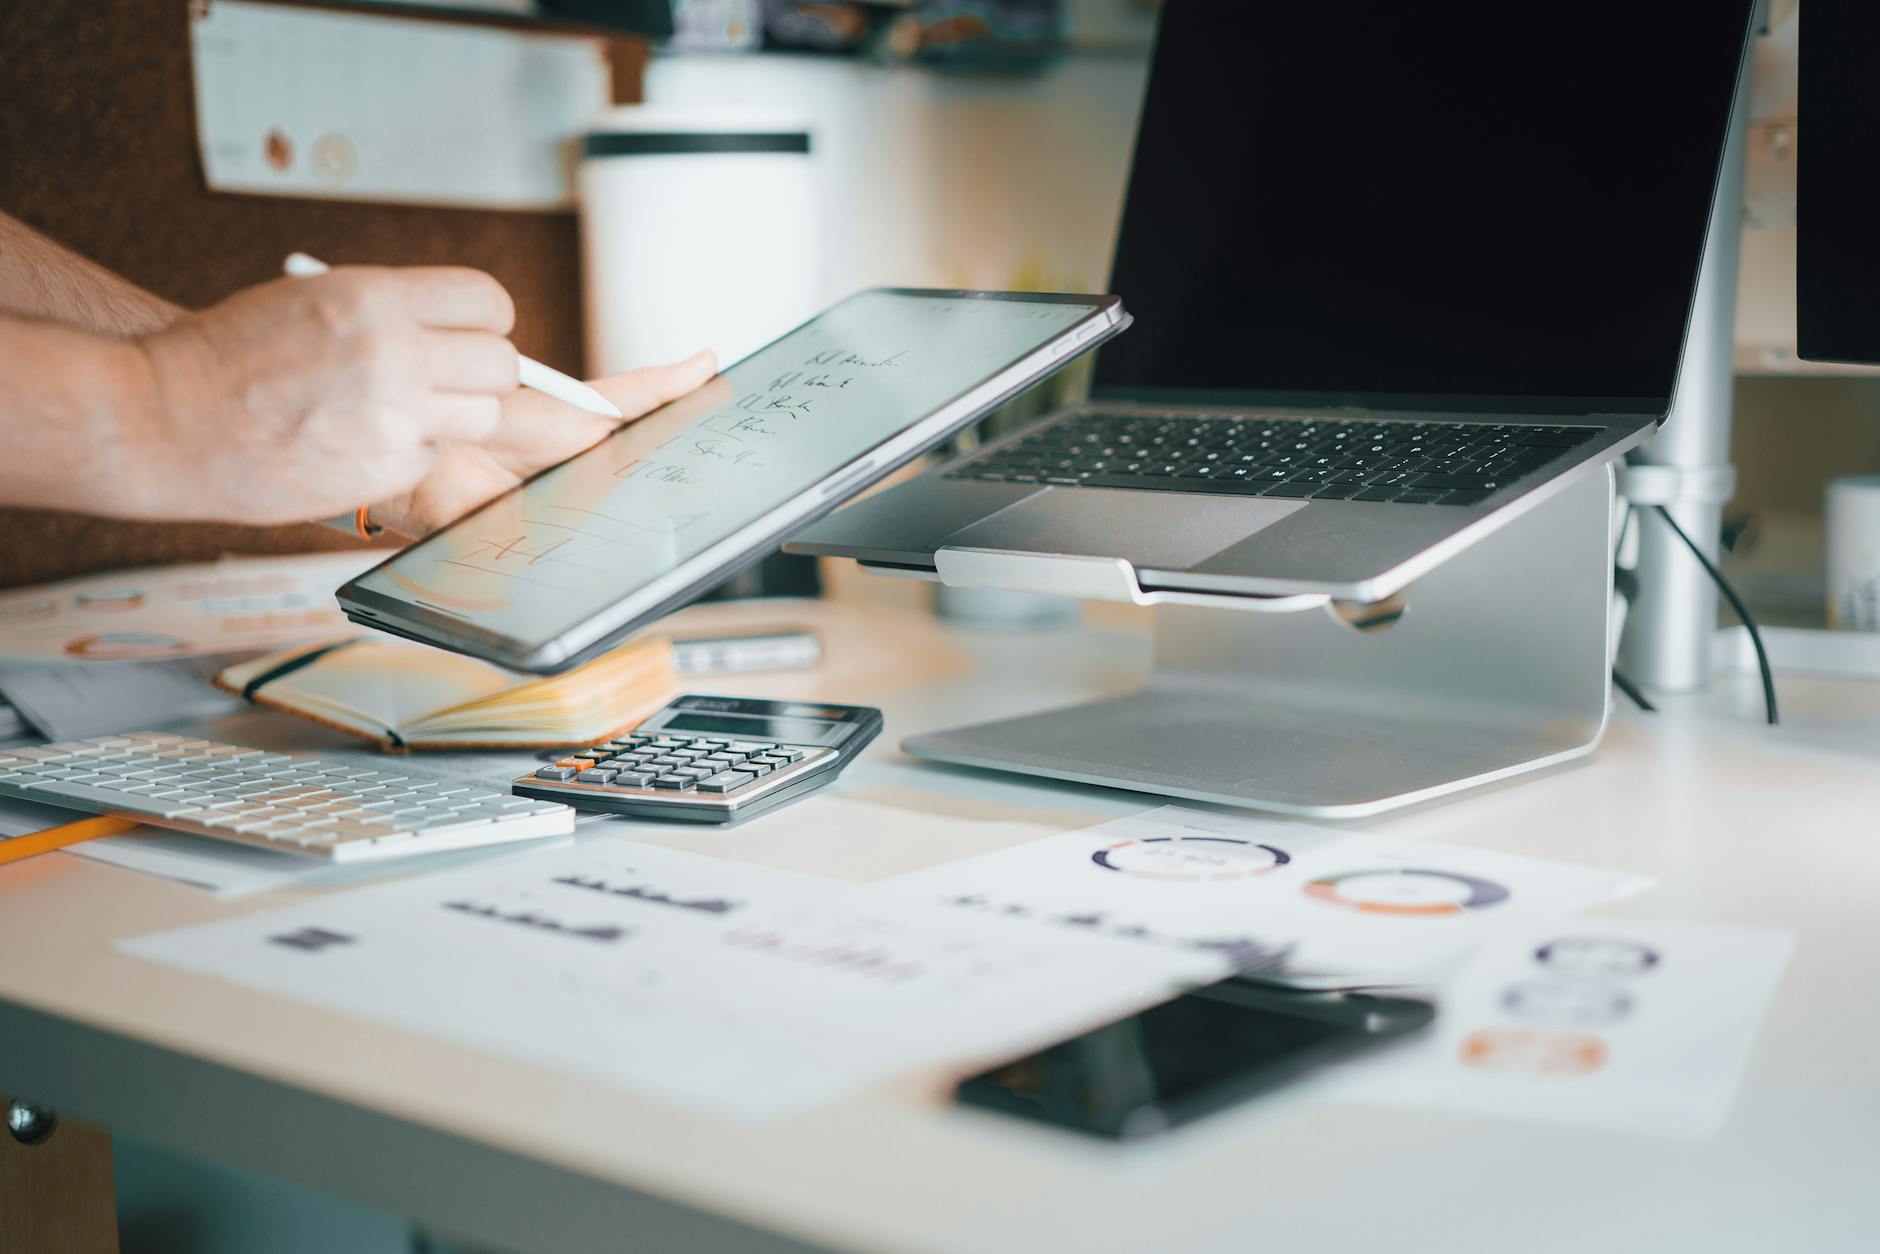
[[1650, 504, 1778, 726], [1611, 667, 1657, 713]]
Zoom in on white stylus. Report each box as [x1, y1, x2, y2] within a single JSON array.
[[282, 252, 623, 419]]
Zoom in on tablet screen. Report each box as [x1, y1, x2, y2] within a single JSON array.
[[346, 290, 1103, 658]]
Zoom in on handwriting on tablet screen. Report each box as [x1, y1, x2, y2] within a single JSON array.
[[358, 292, 1093, 643]]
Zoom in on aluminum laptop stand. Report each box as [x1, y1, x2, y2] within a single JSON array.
[[878, 469, 1614, 818]]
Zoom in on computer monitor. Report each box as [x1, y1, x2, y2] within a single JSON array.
[[1095, 0, 1753, 415], [1796, 0, 1880, 364]]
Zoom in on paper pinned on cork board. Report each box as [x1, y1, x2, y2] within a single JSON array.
[[189, 0, 610, 210]]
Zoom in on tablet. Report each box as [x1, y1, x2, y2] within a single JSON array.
[[338, 288, 1129, 672]]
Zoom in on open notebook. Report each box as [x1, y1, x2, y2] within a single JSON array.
[[216, 635, 676, 752]]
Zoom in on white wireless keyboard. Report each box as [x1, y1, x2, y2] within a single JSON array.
[[0, 733, 574, 862]]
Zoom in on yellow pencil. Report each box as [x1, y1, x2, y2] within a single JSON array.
[[0, 815, 138, 867]]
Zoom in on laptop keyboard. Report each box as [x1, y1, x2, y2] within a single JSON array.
[[945, 411, 1602, 506]]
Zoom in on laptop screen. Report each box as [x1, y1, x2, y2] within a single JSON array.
[[1094, 0, 1753, 414]]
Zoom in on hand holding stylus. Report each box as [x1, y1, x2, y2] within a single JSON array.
[[283, 254, 622, 420], [128, 259, 524, 525], [367, 351, 718, 540], [279, 253, 716, 540]]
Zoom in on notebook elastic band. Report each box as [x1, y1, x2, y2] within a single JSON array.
[[241, 640, 360, 701]]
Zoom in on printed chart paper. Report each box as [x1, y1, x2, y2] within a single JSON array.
[[191, 1, 607, 210], [0, 554, 377, 665], [884, 806, 1653, 985], [1323, 919, 1794, 1139], [123, 839, 1222, 1118]]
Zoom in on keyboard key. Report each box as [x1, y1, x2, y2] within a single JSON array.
[[1260, 481, 1321, 498], [949, 411, 1594, 507], [611, 771, 657, 788], [1079, 474, 1168, 492], [1352, 487, 1403, 502], [1512, 429, 1594, 446], [576, 768, 618, 783], [650, 775, 695, 791], [697, 771, 757, 794]]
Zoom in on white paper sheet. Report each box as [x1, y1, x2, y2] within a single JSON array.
[[123, 839, 1222, 1117], [1321, 919, 1794, 1139], [83, 829, 594, 896], [0, 553, 378, 665], [190, 1, 607, 210], [0, 795, 79, 838], [0, 655, 250, 740], [67, 829, 319, 893], [883, 806, 1654, 986]]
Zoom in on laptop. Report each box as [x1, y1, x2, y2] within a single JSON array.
[[790, 0, 1756, 605]]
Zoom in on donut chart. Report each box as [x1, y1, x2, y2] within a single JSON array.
[[63, 632, 193, 660], [1090, 836, 1290, 882], [1302, 868, 1510, 916], [1500, 978, 1634, 1028], [1534, 936, 1661, 978]]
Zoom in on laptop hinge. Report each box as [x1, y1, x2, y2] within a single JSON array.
[[932, 546, 1328, 613]]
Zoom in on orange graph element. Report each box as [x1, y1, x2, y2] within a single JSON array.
[[1458, 1027, 1607, 1076], [1302, 878, 1462, 916]]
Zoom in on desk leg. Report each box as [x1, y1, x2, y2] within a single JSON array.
[[0, 1095, 118, 1254]]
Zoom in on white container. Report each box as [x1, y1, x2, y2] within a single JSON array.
[[1827, 474, 1880, 631], [577, 108, 817, 375]]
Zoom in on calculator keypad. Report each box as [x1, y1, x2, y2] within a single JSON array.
[[520, 733, 831, 808]]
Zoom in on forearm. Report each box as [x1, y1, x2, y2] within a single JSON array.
[[0, 213, 184, 338], [0, 313, 164, 516]]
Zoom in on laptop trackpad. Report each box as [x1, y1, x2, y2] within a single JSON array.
[[939, 487, 1305, 570]]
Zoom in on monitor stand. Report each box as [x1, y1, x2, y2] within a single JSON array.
[[899, 469, 1614, 819]]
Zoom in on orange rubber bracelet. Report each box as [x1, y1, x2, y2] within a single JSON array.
[[353, 507, 382, 539]]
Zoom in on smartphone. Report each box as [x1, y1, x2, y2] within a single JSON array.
[[338, 288, 1128, 673], [955, 981, 1434, 1140]]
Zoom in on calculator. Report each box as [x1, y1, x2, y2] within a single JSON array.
[[512, 695, 883, 824]]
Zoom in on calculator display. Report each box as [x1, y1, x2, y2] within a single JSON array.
[[661, 712, 843, 744]]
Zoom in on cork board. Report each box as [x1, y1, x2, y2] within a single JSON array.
[[0, 2, 644, 589]]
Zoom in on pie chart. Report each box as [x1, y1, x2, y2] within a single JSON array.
[[1533, 936, 1661, 978], [1302, 868, 1510, 916], [1090, 836, 1290, 882]]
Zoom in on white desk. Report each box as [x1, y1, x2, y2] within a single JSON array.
[[4, 583, 1879, 1254]]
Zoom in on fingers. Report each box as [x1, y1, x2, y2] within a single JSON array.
[[425, 393, 503, 444], [371, 444, 517, 540], [589, 350, 718, 420], [424, 330, 519, 394], [477, 390, 617, 475], [396, 266, 517, 334]]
